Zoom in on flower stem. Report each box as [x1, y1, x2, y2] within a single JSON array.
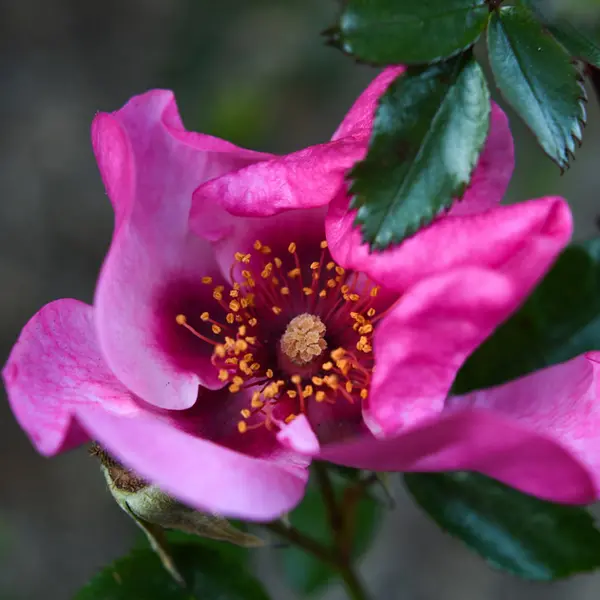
[[313, 462, 370, 600]]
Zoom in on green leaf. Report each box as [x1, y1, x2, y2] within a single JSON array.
[[326, 0, 489, 65], [520, 0, 600, 67], [349, 52, 489, 250], [282, 473, 380, 596], [487, 5, 586, 170], [454, 237, 600, 393], [75, 542, 269, 600], [405, 472, 600, 580]]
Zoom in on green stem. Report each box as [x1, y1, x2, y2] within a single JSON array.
[[313, 462, 370, 600]]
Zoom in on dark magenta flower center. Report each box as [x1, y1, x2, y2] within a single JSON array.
[[175, 239, 384, 433]]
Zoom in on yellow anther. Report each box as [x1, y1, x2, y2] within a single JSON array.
[[322, 361, 333, 371], [280, 287, 290, 295], [287, 390, 298, 398], [201, 276, 213, 284], [291, 374, 302, 385], [327, 279, 337, 288], [303, 385, 314, 397], [331, 348, 345, 361], [288, 268, 301, 279], [245, 336, 257, 345], [325, 375, 339, 389], [214, 345, 226, 358], [285, 414, 297, 424], [212, 324, 222, 334], [312, 376, 324, 386], [229, 384, 240, 393], [316, 391, 326, 402], [175, 314, 187, 325], [218, 369, 229, 381], [251, 362, 261, 371], [310, 262, 320, 270], [237, 421, 248, 433], [345, 381, 353, 393], [370, 286, 380, 297], [249, 317, 258, 327], [319, 290, 327, 298], [239, 361, 252, 375], [261, 246, 272, 254], [233, 376, 244, 386], [272, 306, 282, 315], [230, 289, 239, 298], [251, 393, 264, 408], [253, 240, 262, 250], [225, 357, 238, 365], [326, 261, 335, 271], [242, 253, 252, 263], [288, 242, 297, 253], [229, 300, 241, 312], [320, 240, 328, 249], [303, 287, 314, 296], [272, 277, 280, 286], [360, 389, 368, 400], [213, 290, 223, 300], [234, 340, 248, 353], [200, 312, 209, 321], [274, 257, 283, 268], [367, 308, 376, 318], [349, 294, 360, 302], [238, 325, 247, 337], [359, 324, 373, 334], [341, 285, 350, 294], [226, 313, 235, 324], [266, 369, 274, 379], [336, 266, 345, 276], [242, 269, 252, 279], [234, 252, 245, 262], [240, 409, 251, 419]]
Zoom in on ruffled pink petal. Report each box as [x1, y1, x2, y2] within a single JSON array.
[[77, 406, 309, 521], [316, 408, 596, 504], [1, 299, 140, 456], [331, 67, 405, 140], [190, 68, 408, 221], [447, 352, 600, 493], [365, 268, 515, 436], [191, 137, 367, 218], [328, 196, 572, 294], [93, 90, 268, 409]]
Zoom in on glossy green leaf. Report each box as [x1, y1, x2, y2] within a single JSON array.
[[75, 542, 269, 600], [326, 0, 489, 65], [520, 0, 600, 67], [405, 472, 600, 580], [487, 5, 586, 169], [454, 237, 600, 393], [282, 473, 380, 596], [349, 53, 489, 250]]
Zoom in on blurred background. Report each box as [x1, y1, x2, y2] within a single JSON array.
[[1, 1, 600, 598]]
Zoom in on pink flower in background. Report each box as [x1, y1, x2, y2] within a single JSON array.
[[2, 68, 594, 522]]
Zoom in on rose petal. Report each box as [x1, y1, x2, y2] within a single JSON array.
[[2, 299, 139, 456], [366, 268, 515, 436], [93, 90, 267, 409], [316, 408, 596, 504], [328, 196, 572, 294], [448, 352, 600, 489]]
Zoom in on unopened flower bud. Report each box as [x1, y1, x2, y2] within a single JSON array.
[[90, 444, 263, 583]]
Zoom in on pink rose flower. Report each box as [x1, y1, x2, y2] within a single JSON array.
[[2, 68, 594, 522]]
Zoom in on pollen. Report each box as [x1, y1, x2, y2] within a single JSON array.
[[280, 313, 327, 366]]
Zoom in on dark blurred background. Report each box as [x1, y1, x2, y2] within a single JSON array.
[[1, 1, 600, 598]]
